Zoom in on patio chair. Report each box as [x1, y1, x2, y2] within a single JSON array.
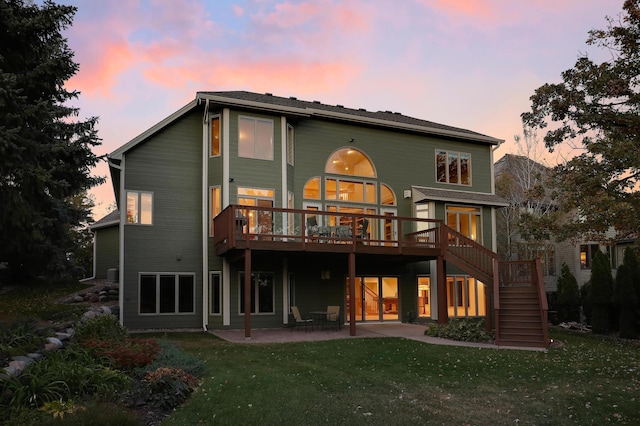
[[360, 219, 369, 239], [306, 216, 319, 238], [290, 306, 314, 332], [325, 305, 341, 331]]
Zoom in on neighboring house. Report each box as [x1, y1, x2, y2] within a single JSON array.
[[92, 91, 548, 346], [494, 153, 630, 291]]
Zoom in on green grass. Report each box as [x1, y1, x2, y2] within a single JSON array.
[[144, 330, 640, 426], [0, 280, 89, 322]]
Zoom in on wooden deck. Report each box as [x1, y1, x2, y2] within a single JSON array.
[[213, 205, 444, 260]]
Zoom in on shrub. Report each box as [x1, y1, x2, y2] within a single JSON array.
[[425, 318, 494, 342], [589, 251, 614, 334], [142, 367, 198, 409], [615, 249, 639, 339], [73, 314, 127, 344], [82, 338, 160, 370], [135, 338, 206, 378], [28, 345, 132, 400], [556, 263, 580, 322]]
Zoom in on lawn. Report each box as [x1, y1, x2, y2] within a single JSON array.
[[151, 329, 639, 425], [2, 281, 639, 425]]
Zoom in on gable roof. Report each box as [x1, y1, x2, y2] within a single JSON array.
[[110, 91, 503, 159], [89, 209, 120, 231]]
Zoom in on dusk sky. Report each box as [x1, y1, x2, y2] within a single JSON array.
[[59, 0, 625, 219]]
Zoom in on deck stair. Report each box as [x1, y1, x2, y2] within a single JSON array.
[[494, 260, 549, 348], [440, 225, 549, 349]]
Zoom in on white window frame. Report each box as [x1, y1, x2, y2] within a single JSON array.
[[210, 114, 221, 157], [238, 115, 274, 160], [436, 150, 472, 185], [126, 190, 153, 225], [446, 204, 482, 242], [138, 272, 196, 315], [209, 185, 221, 237]]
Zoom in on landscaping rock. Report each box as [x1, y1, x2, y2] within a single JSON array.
[[11, 356, 35, 367], [46, 336, 63, 349]]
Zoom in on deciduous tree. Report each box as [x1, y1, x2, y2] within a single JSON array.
[[522, 0, 640, 243], [0, 0, 102, 280]]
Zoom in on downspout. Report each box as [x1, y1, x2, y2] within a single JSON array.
[[117, 156, 125, 325], [202, 98, 210, 332]]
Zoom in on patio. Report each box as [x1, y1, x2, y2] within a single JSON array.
[[209, 323, 542, 350]]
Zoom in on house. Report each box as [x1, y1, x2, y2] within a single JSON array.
[[494, 153, 631, 291], [92, 91, 548, 347]]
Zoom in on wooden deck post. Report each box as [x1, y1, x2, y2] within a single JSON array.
[[349, 251, 356, 336], [244, 248, 251, 339], [437, 255, 448, 324]]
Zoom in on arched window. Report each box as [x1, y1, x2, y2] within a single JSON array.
[[380, 183, 396, 205], [325, 148, 375, 177], [303, 177, 321, 199]]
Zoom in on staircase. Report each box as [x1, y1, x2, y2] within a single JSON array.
[[496, 285, 547, 347], [441, 225, 549, 349]]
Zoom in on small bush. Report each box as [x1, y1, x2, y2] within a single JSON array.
[[135, 338, 206, 378], [82, 338, 160, 370], [425, 318, 494, 343], [142, 367, 198, 409], [73, 314, 127, 344]]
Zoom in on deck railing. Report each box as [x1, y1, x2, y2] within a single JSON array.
[[213, 205, 444, 252]]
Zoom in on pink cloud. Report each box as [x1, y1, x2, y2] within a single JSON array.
[[252, 0, 373, 35], [67, 40, 135, 96], [232, 4, 244, 17], [142, 56, 362, 94]]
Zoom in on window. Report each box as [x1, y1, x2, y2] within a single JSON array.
[[580, 244, 600, 269], [417, 277, 431, 317], [325, 178, 377, 203], [239, 272, 274, 314], [237, 187, 275, 235], [126, 191, 153, 225], [238, 116, 273, 160], [210, 115, 220, 157], [446, 205, 481, 241], [286, 124, 294, 166], [436, 150, 471, 185], [446, 276, 485, 318], [325, 148, 375, 177], [380, 183, 396, 205], [209, 272, 221, 315], [303, 177, 321, 199], [210, 186, 221, 236], [139, 273, 195, 314]]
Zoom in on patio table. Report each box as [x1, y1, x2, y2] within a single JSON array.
[[309, 311, 329, 329]]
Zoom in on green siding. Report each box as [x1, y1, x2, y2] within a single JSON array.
[[94, 225, 119, 279], [115, 99, 500, 331], [122, 111, 203, 329]]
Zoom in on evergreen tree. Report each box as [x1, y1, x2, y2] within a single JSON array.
[[556, 263, 580, 323], [589, 251, 614, 334], [614, 263, 637, 338], [0, 0, 103, 280], [619, 248, 640, 337]]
